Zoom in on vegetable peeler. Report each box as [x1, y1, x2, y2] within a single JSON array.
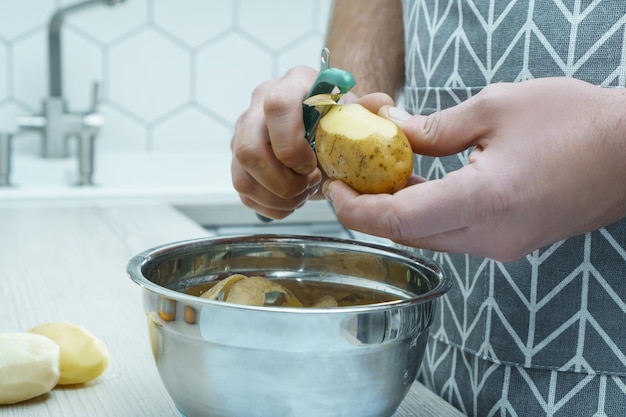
[[302, 47, 356, 149], [256, 48, 355, 223]]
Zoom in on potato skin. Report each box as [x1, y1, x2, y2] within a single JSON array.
[[315, 104, 413, 194]]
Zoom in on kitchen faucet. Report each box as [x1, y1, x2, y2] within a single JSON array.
[[15, 0, 125, 186], [0, 132, 11, 186]]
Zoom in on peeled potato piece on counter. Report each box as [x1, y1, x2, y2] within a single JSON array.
[[315, 103, 413, 194], [0, 332, 60, 405], [28, 322, 109, 385]]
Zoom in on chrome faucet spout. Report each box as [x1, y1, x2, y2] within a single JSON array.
[[49, 0, 125, 97]]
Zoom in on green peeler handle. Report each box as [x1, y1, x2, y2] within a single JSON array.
[[303, 67, 355, 144]]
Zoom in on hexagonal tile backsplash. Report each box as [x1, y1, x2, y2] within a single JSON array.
[[0, 0, 332, 155]]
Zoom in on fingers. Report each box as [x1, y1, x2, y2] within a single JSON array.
[[231, 66, 324, 220], [325, 173, 466, 237], [356, 92, 395, 111], [321, 156, 531, 261], [231, 154, 322, 219], [379, 84, 510, 156], [322, 165, 491, 249], [263, 67, 319, 175]]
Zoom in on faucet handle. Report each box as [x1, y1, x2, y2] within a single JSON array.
[[16, 115, 47, 128], [0, 132, 13, 187], [90, 81, 100, 112]]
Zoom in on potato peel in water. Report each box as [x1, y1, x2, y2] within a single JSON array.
[[201, 275, 328, 308], [195, 274, 404, 307], [315, 103, 413, 194], [200, 273, 247, 301]]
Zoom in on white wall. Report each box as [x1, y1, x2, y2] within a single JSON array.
[[0, 0, 332, 156]]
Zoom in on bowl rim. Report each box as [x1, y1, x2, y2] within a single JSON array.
[[126, 234, 452, 314]]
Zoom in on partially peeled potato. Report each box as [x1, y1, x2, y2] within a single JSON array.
[[315, 103, 413, 194]]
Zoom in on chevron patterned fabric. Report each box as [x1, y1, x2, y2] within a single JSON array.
[[400, 0, 626, 415]]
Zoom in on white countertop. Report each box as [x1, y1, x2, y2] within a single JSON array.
[[0, 202, 464, 417]]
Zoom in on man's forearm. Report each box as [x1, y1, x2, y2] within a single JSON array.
[[326, 0, 405, 97]]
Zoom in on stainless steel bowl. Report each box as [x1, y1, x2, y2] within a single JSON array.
[[127, 235, 451, 417]]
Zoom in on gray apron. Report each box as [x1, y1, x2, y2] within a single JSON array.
[[401, 1, 626, 415]]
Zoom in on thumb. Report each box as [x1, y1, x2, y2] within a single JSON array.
[[379, 103, 486, 157]]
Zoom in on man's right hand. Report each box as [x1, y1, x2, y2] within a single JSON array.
[[230, 66, 324, 220]]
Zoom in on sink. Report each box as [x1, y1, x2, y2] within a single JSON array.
[[2, 151, 229, 198], [0, 150, 397, 245], [0, 150, 341, 228]]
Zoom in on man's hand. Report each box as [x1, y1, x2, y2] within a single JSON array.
[[324, 78, 626, 261]]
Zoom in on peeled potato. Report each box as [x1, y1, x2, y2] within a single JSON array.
[[315, 103, 413, 194], [28, 322, 109, 385], [0, 333, 60, 404]]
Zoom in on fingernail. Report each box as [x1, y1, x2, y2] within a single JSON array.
[[386, 106, 411, 121], [293, 164, 315, 175], [322, 180, 333, 202], [308, 183, 320, 197], [310, 174, 322, 189]]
